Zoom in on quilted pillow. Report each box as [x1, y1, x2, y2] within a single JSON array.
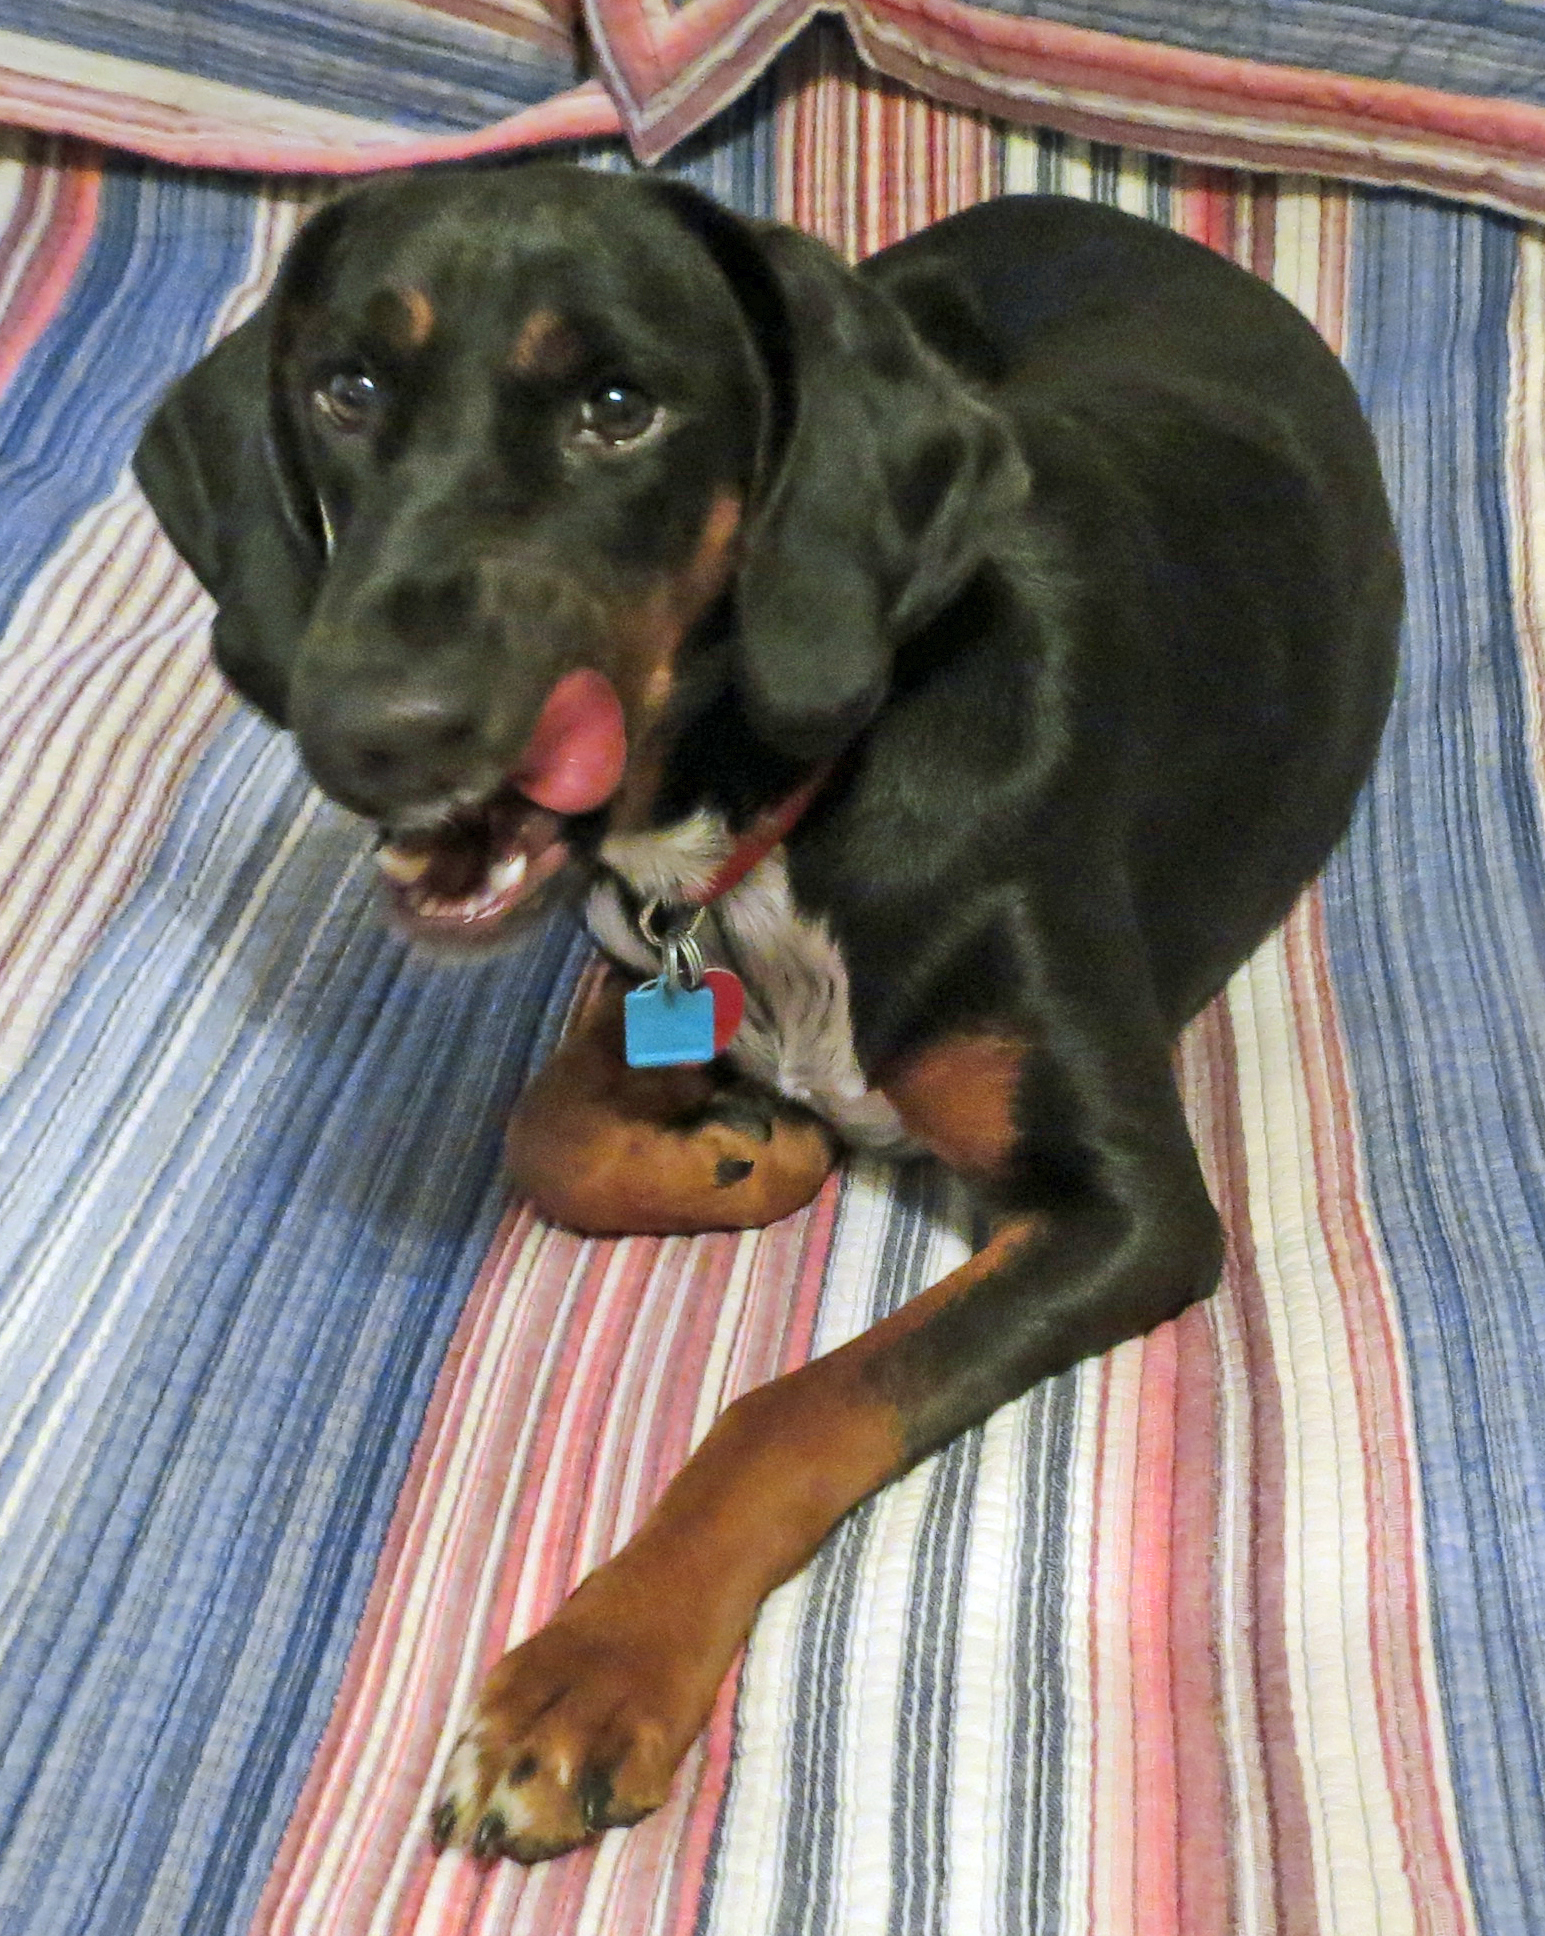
[[585, 0, 1545, 218], [0, 0, 623, 171]]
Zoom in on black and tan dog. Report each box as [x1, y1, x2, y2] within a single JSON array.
[[134, 163, 1400, 1863]]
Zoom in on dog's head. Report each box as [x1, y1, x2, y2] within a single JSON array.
[[134, 163, 1025, 942]]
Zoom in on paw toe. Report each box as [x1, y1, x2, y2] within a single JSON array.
[[472, 1809, 509, 1861], [431, 1690, 678, 1864], [429, 1799, 459, 1850]]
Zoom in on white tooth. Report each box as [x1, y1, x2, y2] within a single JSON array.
[[376, 844, 432, 885], [486, 852, 528, 895]]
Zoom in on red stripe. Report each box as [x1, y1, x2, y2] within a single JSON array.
[[777, 27, 995, 258], [1083, 1332, 1119, 1931], [250, 1167, 843, 1931], [1129, 1320, 1182, 1935], [1174, 165, 1240, 258], [1169, 1303, 1232, 1936], [1189, 995, 1324, 1936], [0, 147, 98, 395]]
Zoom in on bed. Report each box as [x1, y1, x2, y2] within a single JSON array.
[[1, 6, 1543, 1931]]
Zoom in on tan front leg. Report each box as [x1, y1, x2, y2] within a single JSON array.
[[504, 966, 836, 1235], [428, 1214, 1041, 1863]]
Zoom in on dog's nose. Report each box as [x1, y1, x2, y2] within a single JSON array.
[[298, 681, 484, 819]]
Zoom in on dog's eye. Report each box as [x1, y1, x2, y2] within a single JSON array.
[[573, 383, 660, 449], [314, 367, 380, 432]]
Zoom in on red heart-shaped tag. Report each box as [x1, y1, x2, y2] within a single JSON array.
[[702, 967, 746, 1053]]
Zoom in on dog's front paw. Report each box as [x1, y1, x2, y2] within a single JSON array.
[[430, 1582, 721, 1863], [667, 1097, 834, 1222]]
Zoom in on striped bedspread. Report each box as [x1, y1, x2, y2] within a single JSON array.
[[3, 26, 1545, 1934], [9, 0, 1545, 217], [0, 0, 622, 171]]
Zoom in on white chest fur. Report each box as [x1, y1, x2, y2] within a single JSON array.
[[589, 814, 912, 1152]]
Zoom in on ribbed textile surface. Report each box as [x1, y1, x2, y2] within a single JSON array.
[[1, 30, 1543, 1935], [11, 0, 1545, 214]]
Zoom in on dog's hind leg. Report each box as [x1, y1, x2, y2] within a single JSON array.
[[505, 966, 836, 1234]]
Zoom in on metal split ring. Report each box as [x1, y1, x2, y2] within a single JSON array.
[[638, 900, 706, 989]]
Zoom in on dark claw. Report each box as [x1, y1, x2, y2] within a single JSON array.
[[715, 1156, 756, 1186], [472, 1811, 508, 1861], [577, 1768, 613, 1837], [429, 1800, 459, 1850]]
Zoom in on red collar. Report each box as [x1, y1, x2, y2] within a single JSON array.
[[687, 762, 834, 908]]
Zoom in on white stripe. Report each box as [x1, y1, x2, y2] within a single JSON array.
[[0, 30, 412, 144], [948, 1392, 1040, 1931], [1229, 925, 1415, 1936], [0, 137, 41, 238], [0, 149, 60, 321], [1082, 1333, 1145, 1936], [1277, 910, 1483, 1936], [1202, 1283, 1274, 1936], [704, 1164, 990, 1933]]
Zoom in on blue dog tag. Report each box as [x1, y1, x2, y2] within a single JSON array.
[[624, 977, 717, 1068]]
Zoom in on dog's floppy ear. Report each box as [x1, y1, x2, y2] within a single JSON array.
[[653, 184, 1029, 762], [132, 219, 339, 726]]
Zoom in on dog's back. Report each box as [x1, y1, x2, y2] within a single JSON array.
[[858, 195, 1402, 1025]]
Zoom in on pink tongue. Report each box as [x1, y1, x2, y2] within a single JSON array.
[[512, 669, 628, 814]]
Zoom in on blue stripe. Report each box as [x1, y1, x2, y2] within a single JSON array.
[[949, 0, 1545, 108], [5, 0, 576, 133], [888, 1426, 979, 1936], [999, 1382, 1073, 1936], [0, 160, 264, 629], [1331, 191, 1545, 1926], [663, 62, 780, 212]]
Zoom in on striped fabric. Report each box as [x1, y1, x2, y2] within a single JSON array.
[[0, 0, 622, 173], [583, 0, 1545, 200], [3, 29, 1545, 1935], [10, 0, 1545, 219], [886, 0, 1545, 100]]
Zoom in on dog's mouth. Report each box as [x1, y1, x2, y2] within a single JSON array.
[[375, 793, 576, 938], [372, 667, 628, 942]]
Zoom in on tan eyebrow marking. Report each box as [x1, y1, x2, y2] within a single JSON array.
[[364, 285, 435, 352], [510, 308, 584, 379], [398, 287, 435, 348]]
